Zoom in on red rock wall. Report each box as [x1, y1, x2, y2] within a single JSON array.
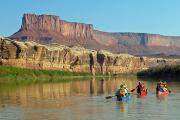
[[20, 14, 93, 39], [10, 13, 180, 55]]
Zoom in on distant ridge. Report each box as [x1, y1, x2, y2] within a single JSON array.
[[10, 13, 180, 55]]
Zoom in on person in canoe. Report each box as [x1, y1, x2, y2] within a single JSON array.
[[131, 82, 147, 96], [115, 84, 130, 98], [105, 84, 130, 100], [156, 80, 169, 92]]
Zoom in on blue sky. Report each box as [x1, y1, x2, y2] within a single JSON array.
[[1, 0, 180, 36]]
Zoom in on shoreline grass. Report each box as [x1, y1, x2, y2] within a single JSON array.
[[0, 65, 138, 80], [0, 65, 92, 80], [0, 65, 136, 94]]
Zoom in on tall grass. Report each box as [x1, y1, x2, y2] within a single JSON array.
[[0, 65, 91, 80], [137, 65, 180, 78]]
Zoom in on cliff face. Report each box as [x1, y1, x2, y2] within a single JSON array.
[[10, 13, 180, 55], [96, 32, 180, 47], [11, 14, 95, 47], [20, 14, 93, 39], [93, 31, 180, 55], [1, 37, 179, 74]]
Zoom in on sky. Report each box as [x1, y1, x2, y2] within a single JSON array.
[[1, 0, 180, 37]]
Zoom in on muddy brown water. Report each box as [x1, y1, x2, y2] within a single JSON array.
[[0, 77, 180, 120]]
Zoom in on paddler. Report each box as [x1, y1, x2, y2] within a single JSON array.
[[131, 82, 147, 94], [162, 81, 168, 91], [115, 84, 129, 97], [156, 80, 168, 92], [137, 82, 143, 94], [156, 80, 163, 92]]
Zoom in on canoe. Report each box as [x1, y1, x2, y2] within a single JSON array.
[[116, 95, 131, 101], [138, 89, 148, 97], [157, 90, 170, 96]]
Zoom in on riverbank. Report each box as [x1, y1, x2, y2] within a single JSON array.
[[137, 65, 180, 78], [0, 65, 137, 94], [0, 65, 138, 81], [0, 65, 91, 80]]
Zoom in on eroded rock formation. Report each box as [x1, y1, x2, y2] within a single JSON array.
[[20, 14, 93, 38], [11, 14, 97, 48], [10, 14, 180, 55], [1, 37, 179, 74]]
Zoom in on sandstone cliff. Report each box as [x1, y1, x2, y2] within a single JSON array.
[[11, 14, 99, 48], [1, 37, 179, 74], [10, 13, 180, 55], [93, 31, 180, 55], [20, 14, 93, 38]]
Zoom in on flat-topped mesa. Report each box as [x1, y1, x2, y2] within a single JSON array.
[[17, 14, 94, 39], [20, 14, 61, 32], [10, 13, 180, 55]]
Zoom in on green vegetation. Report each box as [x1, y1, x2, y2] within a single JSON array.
[[0, 65, 91, 80], [0, 65, 137, 81], [137, 65, 180, 78], [0, 65, 138, 95]]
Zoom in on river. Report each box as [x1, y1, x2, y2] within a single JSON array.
[[0, 77, 180, 120]]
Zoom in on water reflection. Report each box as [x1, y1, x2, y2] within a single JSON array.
[[156, 95, 169, 104], [116, 102, 128, 113], [0, 77, 180, 120], [0, 77, 180, 106]]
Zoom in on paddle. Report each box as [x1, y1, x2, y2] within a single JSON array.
[[106, 89, 136, 99], [131, 88, 136, 92], [106, 85, 140, 99], [105, 95, 116, 99]]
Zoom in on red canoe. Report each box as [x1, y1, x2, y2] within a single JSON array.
[[138, 89, 148, 97], [157, 90, 170, 96]]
